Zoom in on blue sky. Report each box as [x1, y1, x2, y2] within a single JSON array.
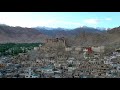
[[0, 12, 119, 29]]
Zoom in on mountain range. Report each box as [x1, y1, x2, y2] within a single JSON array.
[[35, 26, 120, 46], [0, 24, 120, 47], [35, 26, 106, 37]]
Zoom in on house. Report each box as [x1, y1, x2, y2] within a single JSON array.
[[34, 47, 39, 51], [6, 73, 14, 78], [39, 44, 42, 47], [89, 59, 97, 63], [65, 47, 72, 51], [116, 65, 120, 72], [75, 47, 82, 51], [19, 73, 25, 78], [91, 46, 105, 53], [110, 69, 118, 75], [67, 57, 75, 64], [67, 59, 73, 64], [114, 51, 120, 57], [83, 48, 88, 52], [104, 60, 112, 65], [106, 71, 112, 77], [68, 65, 76, 72], [94, 53, 100, 57], [0, 64, 6, 68], [110, 56, 116, 60], [54, 63, 61, 68], [25, 73, 39, 78], [0, 72, 2, 78], [49, 60, 55, 63], [83, 52, 91, 59], [61, 64, 67, 69], [36, 58, 42, 63], [115, 48, 120, 53], [53, 68, 62, 74], [40, 66, 54, 74], [68, 57, 75, 60], [53, 74, 61, 78], [86, 47, 93, 54], [73, 70, 80, 78], [25, 68, 39, 78]]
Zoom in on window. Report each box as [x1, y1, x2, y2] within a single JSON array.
[[98, 73, 101, 76], [114, 67, 117, 69], [26, 76, 28, 78]]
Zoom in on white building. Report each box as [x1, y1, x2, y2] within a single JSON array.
[[54, 63, 61, 68], [68, 67, 76, 72], [67, 60, 73, 64], [83, 52, 88, 59], [65, 47, 72, 51], [75, 47, 82, 51], [34, 47, 39, 51], [40, 66, 54, 74], [83, 48, 88, 52], [39, 44, 42, 47], [92, 46, 105, 53], [104, 60, 113, 65], [53, 69, 62, 74]]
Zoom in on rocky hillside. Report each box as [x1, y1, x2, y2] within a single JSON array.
[[72, 26, 120, 46], [0, 25, 48, 43]]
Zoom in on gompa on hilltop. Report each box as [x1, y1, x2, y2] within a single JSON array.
[[45, 37, 67, 48]]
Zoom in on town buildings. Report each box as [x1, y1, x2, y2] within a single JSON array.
[[0, 37, 120, 78]]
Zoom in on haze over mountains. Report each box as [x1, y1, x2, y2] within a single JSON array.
[[0, 24, 120, 46], [35, 26, 106, 37]]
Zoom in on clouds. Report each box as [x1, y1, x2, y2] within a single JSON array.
[[36, 18, 112, 28], [84, 18, 112, 25], [0, 12, 113, 29], [0, 15, 82, 28], [105, 18, 112, 21], [35, 19, 83, 29], [84, 19, 100, 25], [0, 12, 82, 28]]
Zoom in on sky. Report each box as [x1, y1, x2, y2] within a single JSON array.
[[0, 12, 119, 29]]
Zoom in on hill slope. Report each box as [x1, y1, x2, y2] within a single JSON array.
[[0, 25, 48, 43]]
